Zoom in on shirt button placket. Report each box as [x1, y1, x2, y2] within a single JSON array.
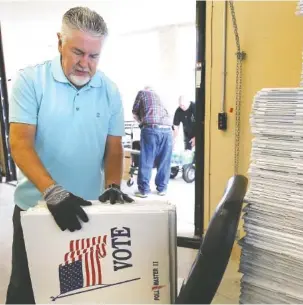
[[75, 92, 80, 112]]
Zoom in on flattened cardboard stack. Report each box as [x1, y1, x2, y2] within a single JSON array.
[[239, 88, 303, 303]]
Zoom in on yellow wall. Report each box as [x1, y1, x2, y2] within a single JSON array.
[[204, 1, 303, 230]]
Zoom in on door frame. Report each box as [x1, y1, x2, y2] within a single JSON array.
[[177, 0, 206, 249], [0, 22, 16, 183]]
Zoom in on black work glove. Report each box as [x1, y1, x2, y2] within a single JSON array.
[[99, 184, 134, 204], [44, 184, 92, 232]]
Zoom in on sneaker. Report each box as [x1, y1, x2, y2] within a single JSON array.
[[157, 191, 166, 196], [134, 191, 148, 198]]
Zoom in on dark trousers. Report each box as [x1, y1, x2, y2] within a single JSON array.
[[137, 127, 173, 194], [6, 205, 35, 304], [184, 137, 193, 150]]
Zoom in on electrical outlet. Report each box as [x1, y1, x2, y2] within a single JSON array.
[[218, 112, 227, 130]]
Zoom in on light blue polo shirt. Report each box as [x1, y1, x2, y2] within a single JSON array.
[[9, 56, 125, 210]]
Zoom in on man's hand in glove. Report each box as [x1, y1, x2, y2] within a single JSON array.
[[44, 184, 92, 232], [99, 184, 134, 204]]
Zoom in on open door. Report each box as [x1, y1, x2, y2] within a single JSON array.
[[0, 22, 16, 183], [177, 1, 206, 249]]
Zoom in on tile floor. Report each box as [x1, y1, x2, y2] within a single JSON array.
[[121, 168, 196, 236], [177, 247, 241, 304], [0, 181, 241, 304]]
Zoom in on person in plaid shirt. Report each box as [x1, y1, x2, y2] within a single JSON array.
[[132, 86, 173, 197]]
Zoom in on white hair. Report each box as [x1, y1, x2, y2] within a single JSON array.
[[60, 6, 108, 42]]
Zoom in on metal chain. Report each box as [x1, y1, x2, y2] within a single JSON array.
[[228, 1, 245, 175]]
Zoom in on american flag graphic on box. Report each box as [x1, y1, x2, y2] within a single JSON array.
[[51, 235, 107, 301], [60, 236, 107, 293], [50, 235, 140, 302]]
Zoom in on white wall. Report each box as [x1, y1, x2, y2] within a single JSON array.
[[1, 1, 196, 122]]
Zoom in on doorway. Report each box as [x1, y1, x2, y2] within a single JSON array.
[[177, 1, 206, 248], [0, 0, 206, 248]]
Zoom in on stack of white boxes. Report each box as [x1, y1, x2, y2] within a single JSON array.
[[22, 200, 177, 304], [239, 88, 303, 303], [296, 0, 303, 15]]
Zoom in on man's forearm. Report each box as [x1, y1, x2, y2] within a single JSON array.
[[104, 145, 123, 187], [133, 114, 141, 123], [11, 145, 55, 193], [173, 126, 179, 139]]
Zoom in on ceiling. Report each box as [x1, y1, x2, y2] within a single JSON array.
[[0, 0, 196, 35]]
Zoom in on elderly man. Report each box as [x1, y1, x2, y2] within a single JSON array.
[[6, 7, 132, 304], [173, 95, 196, 150], [132, 86, 173, 198]]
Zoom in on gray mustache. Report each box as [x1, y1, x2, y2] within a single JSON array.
[[75, 68, 89, 72]]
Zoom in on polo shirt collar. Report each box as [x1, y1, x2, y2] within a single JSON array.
[[89, 72, 102, 88], [51, 56, 102, 88]]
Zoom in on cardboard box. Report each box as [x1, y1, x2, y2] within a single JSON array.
[[21, 200, 177, 304], [123, 150, 132, 181]]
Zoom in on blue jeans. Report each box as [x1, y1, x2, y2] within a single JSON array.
[[137, 127, 173, 194]]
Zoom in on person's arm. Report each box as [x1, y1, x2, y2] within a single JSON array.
[[10, 124, 91, 230], [133, 114, 141, 123], [9, 71, 55, 193], [99, 84, 133, 204], [104, 135, 123, 186], [10, 123, 55, 192], [100, 134, 133, 203], [192, 102, 196, 120], [190, 102, 196, 147], [173, 109, 181, 142], [104, 85, 125, 188], [189, 137, 196, 147], [9, 70, 91, 232], [132, 91, 142, 123], [173, 125, 180, 139]]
